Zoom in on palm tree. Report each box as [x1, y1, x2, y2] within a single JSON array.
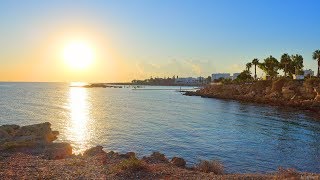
[[246, 62, 252, 72], [259, 56, 279, 79], [291, 54, 304, 75], [280, 53, 291, 77], [252, 58, 259, 80], [313, 50, 320, 77]]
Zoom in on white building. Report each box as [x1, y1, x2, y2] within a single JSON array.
[[293, 74, 304, 80], [232, 73, 241, 80], [304, 69, 314, 77], [211, 73, 231, 80]]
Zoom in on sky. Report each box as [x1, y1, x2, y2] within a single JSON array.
[[0, 0, 319, 82]]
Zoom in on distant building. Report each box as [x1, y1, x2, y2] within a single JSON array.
[[211, 73, 231, 80], [197, 77, 205, 84], [293, 74, 304, 80], [232, 73, 241, 80], [175, 77, 198, 84], [304, 69, 314, 77]]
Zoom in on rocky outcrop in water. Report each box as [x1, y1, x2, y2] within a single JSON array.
[[171, 157, 186, 167], [0, 122, 72, 159], [185, 78, 320, 113]]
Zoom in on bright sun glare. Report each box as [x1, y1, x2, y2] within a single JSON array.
[[63, 41, 94, 69]]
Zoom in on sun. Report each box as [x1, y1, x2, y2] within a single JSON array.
[[63, 41, 94, 69]]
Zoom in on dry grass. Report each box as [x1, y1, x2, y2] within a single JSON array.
[[195, 160, 224, 174], [112, 156, 148, 173], [274, 167, 300, 179]]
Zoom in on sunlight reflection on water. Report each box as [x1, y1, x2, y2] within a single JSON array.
[[1, 83, 320, 173], [67, 87, 90, 154]]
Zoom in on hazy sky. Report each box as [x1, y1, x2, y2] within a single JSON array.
[[0, 0, 319, 82]]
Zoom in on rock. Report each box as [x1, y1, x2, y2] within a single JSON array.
[[314, 87, 320, 102], [266, 91, 281, 99], [299, 87, 316, 99], [118, 151, 136, 159], [106, 151, 120, 159], [0, 122, 72, 160], [282, 87, 295, 99], [44, 143, 72, 159], [184, 79, 320, 113], [271, 78, 287, 92], [15, 122, 58, 143], [170, 157, 186, 167], [0, 129, 11, 142], [142, 152, 169, 164], [83, 146, 107, 157], [125, 152, 136, 158], [265, 87, 272, 95], [0, 136, 37, 151], [0, 125, 20, 136]]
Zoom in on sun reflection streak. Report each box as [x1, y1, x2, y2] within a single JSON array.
[[68, 87, 90, 154]]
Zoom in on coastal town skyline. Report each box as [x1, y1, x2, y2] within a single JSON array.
[[1, 0, 320, 82], [2, 1, 320, 178]]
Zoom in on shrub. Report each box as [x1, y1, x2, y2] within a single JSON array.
[[195, 160, 224, 174], [235, 70, 253, 82], [221, 78, 233, 84], [113, 157, 148, 173]]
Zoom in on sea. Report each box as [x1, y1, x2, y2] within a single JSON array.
[[0, 82, 319, 173]]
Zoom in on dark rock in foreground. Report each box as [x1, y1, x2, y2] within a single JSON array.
[[171, 157, 186, 167]]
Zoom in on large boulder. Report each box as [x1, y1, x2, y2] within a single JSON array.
[[299, 87, 316, 99], [15, 122, 58, 143], [142, 152, 169, 164], [0, 122, 60, 151], [0, 129, 11, 139], [44, 143, 72, 159], [170, 157, 186, 167], [271, 78, 287, 92], [0, 125, 20, 136], [83, 146, 107, 157], [282, 87, 295, 99], [0, 122, 72, 160], [119, 152, 136, 159]]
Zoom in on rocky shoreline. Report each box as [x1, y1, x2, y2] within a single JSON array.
[[185, 78, 320, 116], [0, 122, 319, 179]]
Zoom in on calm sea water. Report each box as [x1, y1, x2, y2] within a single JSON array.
[[0, 82, 319, 173]]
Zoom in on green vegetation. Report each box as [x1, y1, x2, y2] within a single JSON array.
[[131, 76, 177, 85], [313, 50, 320, 77], [246, 62, 252, 72], [252, 58, 259, 80], [235, 70, 253, 82], [259, 55, 280, 79], [240, 51, 317, 81], [132, 50, 320, 85], [291, 54, 304, 75], [279, 53, 291, 77]]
